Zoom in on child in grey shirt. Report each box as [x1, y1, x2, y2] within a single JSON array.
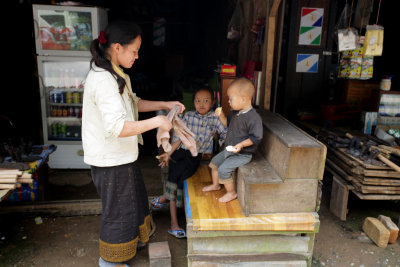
[[202, 77, 263, 203]]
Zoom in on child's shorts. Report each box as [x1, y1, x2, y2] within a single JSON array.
[[209, 149, 252, 184]]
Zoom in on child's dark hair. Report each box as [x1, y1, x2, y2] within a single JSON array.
[[192, 87, 215, 102], [90, 21, 142, 94]]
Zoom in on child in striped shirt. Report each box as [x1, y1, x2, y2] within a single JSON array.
[[153, 87, 227, 238]]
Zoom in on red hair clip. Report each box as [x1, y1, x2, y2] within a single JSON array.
[[98, 31, 107, 45]]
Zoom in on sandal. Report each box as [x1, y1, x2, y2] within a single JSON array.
[[151, 196, 168, 210], [168, 228, 186, 239]]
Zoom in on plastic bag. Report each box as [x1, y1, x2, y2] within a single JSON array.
[[337, 27, 359, 51], [227, 1, 243, 40], [364, 25, 384, 56], [332, 3, 351, 42]]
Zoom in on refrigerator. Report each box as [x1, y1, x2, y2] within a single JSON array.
[[33, 4, 108, 168]]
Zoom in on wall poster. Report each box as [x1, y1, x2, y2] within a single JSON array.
[[298, 7, 324, 46], [296, 54, 319, 73]]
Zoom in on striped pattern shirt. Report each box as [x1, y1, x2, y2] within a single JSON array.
[[173, 110, 227, 153]]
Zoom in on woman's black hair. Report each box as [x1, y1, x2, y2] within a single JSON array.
[[90, 21, 142, 94]]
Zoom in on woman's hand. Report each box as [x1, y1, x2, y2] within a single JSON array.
[[165, 101, 185, 113], [157, 153, 170, 168], [156, 115, 172, 132]]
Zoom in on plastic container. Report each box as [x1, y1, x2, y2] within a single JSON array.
[[380, 79, 391, 91]]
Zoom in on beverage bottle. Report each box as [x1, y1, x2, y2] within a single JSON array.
[[52, 122, 58, 137], [62, 107, 68, 117], [57, 106, 63, 117], [59, 122, 67, 138], [51, 106, 57, 117]]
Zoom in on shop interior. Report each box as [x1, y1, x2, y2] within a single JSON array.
[[1, 0, 400, 266]]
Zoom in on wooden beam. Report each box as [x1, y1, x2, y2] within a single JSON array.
[[0, 197, 158, 216], [261, 0, 282, 110], [264, 0, 282, 110]]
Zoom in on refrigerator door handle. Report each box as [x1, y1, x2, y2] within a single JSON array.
[[33, 19, 39, 41], [38, 75, 45, 100]]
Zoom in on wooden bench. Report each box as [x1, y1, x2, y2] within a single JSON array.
[[184, 165, 320, 267], [183, 110, 326, 267]]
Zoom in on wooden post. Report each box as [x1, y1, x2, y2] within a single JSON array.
[[260, 0, 282, 110]]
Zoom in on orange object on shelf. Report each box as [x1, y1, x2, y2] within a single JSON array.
[[220, 65, 236, 76]]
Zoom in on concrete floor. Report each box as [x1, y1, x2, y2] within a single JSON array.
[[1, 155, 400, 266]]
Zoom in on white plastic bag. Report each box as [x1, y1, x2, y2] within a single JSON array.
[[338, 28, 358, 51], [227, 1, 243, 40]]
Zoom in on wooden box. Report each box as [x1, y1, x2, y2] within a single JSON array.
[[257, 110, 326, 180], [340, 79, 380, 111]]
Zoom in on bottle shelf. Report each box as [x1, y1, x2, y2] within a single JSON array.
[[50, 103, 82, 106]]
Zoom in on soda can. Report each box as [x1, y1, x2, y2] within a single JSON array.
[[73, 92, 80, 104], [60, 91, 66, 103], [51, 91, 60, 103], [66, 91, 73, 104], [52, 123, 58, 136]]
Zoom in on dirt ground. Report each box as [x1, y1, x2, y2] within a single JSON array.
[[1, 156, 400, 267]]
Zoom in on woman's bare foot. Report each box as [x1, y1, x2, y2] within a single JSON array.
[[218, 192, 237, 203], [202, 184, 221, 192]]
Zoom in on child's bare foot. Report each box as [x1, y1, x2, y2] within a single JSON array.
[[202, 184, 221, 192], [218, 192, 237, 203]]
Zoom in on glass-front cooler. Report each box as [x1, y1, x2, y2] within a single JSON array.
[[32, 4, 108, 57], [37, 56, 91, 168]]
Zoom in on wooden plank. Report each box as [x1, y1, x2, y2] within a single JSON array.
[[17, 178, 33, 184], [0, 178, 18, 183], [0, 174, 18, 178], [361, 169, 400, 179], [360, 177, 400, 186], [263, 0, 282, 110], [0, 184, 17, 190], [0, 169, 22, 175], [190, 259, 307, 267], [190, 235, 311, 255], [335, 147, 389, 170], [325, 158, 355, 184], [352, 190, 400, 200], [246, 178, 318, 214], [0, 189, 12, 201], [352, 179, 400, 194], [329, 176, 351, 221], [189, 254, 308, 267], [259, 0, 271, 110]]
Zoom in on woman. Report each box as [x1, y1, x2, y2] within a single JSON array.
[[82, 21, 184, 266]]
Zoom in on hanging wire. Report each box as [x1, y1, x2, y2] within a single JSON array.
[[375, 0, 382, 25]]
